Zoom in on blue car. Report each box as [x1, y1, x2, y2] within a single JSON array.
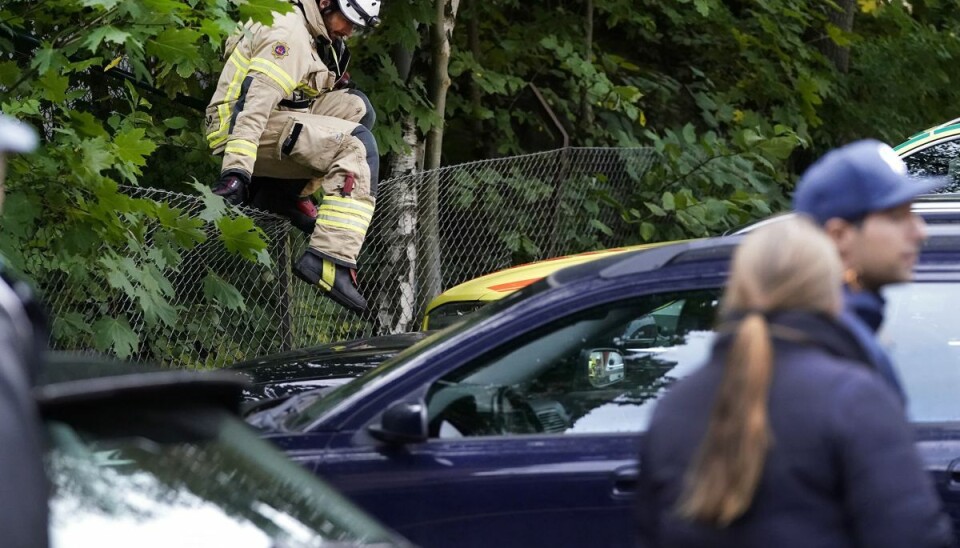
[[249, 224, 960, 548]]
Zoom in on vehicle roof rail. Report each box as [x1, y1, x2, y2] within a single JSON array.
[[589, 236, 742, 281]]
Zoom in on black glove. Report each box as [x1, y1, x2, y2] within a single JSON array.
[[212, 171, 250, 206]]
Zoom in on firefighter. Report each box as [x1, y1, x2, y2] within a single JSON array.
[[205, 0, 382, 315]]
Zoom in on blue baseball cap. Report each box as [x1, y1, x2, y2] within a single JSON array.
[[0, 114, 37, 153], [792, 139, 947, 225]]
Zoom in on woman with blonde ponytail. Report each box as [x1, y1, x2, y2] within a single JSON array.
[[636, 216, 952, 548]]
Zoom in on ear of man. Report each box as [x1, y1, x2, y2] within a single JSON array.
[[823, 216, 862, 274]]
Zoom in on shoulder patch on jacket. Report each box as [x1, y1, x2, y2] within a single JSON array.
[[272, 42, 290, 58]]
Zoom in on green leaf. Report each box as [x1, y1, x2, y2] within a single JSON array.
[[114, 127, 157, 167], [37, 72, 70, 103], [756, 135, 799, 160], [662, 192, 676, 211], [203, 272, 247, 311], [693, 0, 711, 16], [31, 43, 65, 75], [163, 117, 188, 129], [155, 203, 206, 248], [82, 26, 131, 53], [67, 111, 109, 138], [645, 202, 666, 217], [237, 0, 292, 25], [101, 255, 137, 296], [52, 311, 93, 342], [146, 29, 202, 64], [81, 0, 122, 9], [825, 23, 853, 47], [78, 137, 114, 175], [92, 316, 139, 359], [216, 215, 271, 265], [640, 222, 656, 241], [588, 219, 613, 236], [0, 61, 22, 88], [135, 287, 179, 327], [1, 192, 40, 239], [191, 181, 228, 223]]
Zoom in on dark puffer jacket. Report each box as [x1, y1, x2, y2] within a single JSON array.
[[0, 268, 49, 548], [636, 311, 954, 548]]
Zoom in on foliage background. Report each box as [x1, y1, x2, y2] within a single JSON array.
[[2, 0, 959, 360]]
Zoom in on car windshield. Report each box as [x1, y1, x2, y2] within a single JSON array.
[[283, 282, 549, 432], [46, 405, 399, 547]]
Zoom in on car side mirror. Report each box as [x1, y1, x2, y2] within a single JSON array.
[[585, 348, 625, 388], [368, 399, 428, 444]]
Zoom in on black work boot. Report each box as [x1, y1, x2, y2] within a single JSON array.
[[293, 249, 368, 315]]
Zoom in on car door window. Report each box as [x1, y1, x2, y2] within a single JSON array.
[[424, 290, 721, 438], [880, 282, 960, 422], [903, 137, 960, 193]]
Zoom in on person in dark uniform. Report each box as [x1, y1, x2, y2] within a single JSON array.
[[0, 113, 50, 548]]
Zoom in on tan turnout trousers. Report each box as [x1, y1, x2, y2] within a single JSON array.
[[252, 91, 376, 268]]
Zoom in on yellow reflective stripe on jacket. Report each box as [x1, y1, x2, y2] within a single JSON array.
[[225, 139, 258, 158], [250, 57, 296, 95], [207, 51, 253, 147], [323, 195, 375, 214], [317, 216, 369, 235]]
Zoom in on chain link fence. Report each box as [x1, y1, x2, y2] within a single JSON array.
[[45, 147, 658, 368]]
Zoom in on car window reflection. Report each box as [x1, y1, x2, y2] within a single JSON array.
[[46, 410, 396, 547], [903, 138, 960, 192], [881, 282, 960, 422], [425, 290, 721, 438]]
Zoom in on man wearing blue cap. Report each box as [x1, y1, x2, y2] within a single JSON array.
[[793, 139, 945, 404], [0, 114, 49, 548]]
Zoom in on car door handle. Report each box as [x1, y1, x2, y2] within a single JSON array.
[[611, 464, 639, 500]]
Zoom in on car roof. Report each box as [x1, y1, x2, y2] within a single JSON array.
[[36, 352, 248, 413], [894, 117, 960, 157], [547, 222, 960, 290], [425, 241, 675, 310]]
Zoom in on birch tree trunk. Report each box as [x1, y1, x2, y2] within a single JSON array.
[[418, 0, 461, 315], [374, 116, 423, 333], [373, 36, 424, 334]]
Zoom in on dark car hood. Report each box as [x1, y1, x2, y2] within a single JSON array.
[[230, 332, 431, 402]]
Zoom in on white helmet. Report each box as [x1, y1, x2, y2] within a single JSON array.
[[0, 115, 37, 153], [335, 0, 381, 28]]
